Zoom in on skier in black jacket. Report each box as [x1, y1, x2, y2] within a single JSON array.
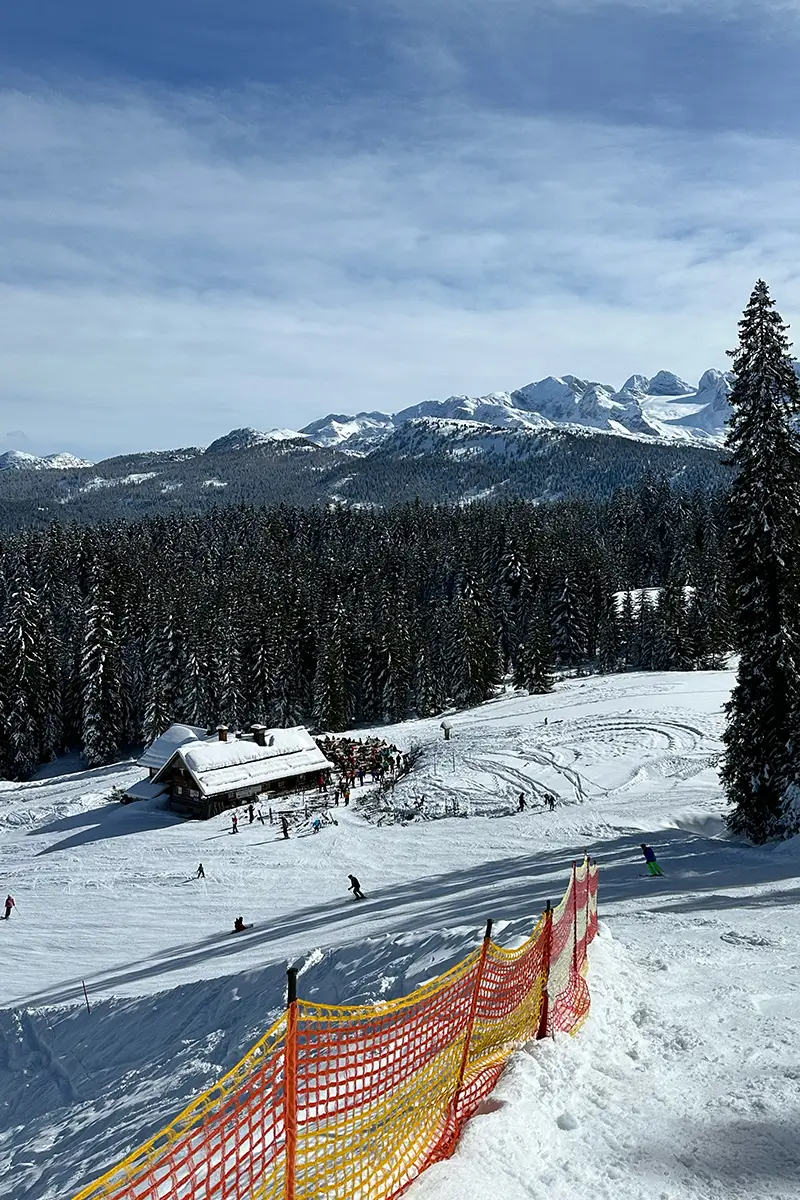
[[348, 875, 365, 900]]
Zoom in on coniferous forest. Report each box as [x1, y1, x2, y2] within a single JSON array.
[[0, 477, 732, 780]]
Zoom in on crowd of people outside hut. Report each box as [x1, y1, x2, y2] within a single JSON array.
[[315, 735, 411, 804]]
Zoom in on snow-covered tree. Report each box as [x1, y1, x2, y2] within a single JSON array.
[[721, 280, 800, 842], [551, 576, 587, 667], [514, 604, 553, 694], [0, 568, 50, 778], [313, 602, 354, 731], [80, 569, 122, 766]]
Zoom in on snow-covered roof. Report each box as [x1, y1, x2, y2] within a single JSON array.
[[156, 727, 333, 797], [123, 777, 170, 802], [139, 724, 209, 770]]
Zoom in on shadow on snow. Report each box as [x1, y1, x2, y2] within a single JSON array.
[[15, 828, 800, 1008]]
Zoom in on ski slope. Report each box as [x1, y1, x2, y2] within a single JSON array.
[[2, 670, 799, 1200]]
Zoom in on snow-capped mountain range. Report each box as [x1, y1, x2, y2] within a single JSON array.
[[207, 367, 738, 458], [299, 368, 736, 454], [0, 449, 93, 472], [0, 367, 738, 470]]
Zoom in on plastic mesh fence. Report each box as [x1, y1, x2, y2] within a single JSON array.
[[72, 861, 599, 1200]]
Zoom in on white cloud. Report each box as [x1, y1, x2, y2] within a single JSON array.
[[379, 0, 800, 16], [2, 85, 800, 456]]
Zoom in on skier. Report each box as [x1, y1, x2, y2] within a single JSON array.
[[348, 874, 365, 900], [196, 863, 205, 879], [358, 768, 365, 786], [2, 894, 14, 920], [233, 915, 248, 933], [640, 843, 664, 876], [313, 816, 321, 834], [547, 794, 556, 812], [248, 803, 255, 824], [518, 793, 526, 812], [231, 814, 239, 834], [281, 816, 289, 840], [344, 787, 351, 806]]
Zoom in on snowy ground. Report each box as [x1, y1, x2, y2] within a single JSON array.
[[2, 670, 799, 1200]]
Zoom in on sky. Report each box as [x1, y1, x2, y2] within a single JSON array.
[[2, 1, 800, 458]]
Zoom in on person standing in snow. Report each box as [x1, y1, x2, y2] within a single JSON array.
[[281, 815, 290, 839], [196, 863, 205, 879], [518, 793, 526, 811], [248, 803, 255, 824], [2, 894, 14, 919], [348, 875, 365, 900], [231, 814, 239, 834], [547, 794, 556, 812], [640, 844, 664, 876]]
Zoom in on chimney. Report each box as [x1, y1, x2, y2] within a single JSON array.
[[252, 724, 267, 747], [217, 725, 229, 743]]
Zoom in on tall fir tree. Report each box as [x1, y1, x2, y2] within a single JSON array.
[[80, 568, 122, 766], [721, 281, 800, 842], [312, 602, 354, 731], [514, 603, 554, 694], [551, 576, 587, 668], [0, 566, 50, 778], [597, 588, 623, 674]]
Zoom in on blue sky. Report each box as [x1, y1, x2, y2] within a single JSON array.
[[2, 0, 800, 457]]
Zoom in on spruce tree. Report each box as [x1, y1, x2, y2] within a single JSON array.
[[597, 588, 623, 674], [551, 576, 587, 668], [635, 593, 658, 671], [654, 574, 690, 671], [514, 604, 554, 694], [312, 602, 354, 731], [618, 591, 637, 669], [0, 566, 50, 778], [721, 281, 800, 841], [80, 569, 122, 766]]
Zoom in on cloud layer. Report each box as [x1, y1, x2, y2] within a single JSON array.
[[1, 11, 800, 457]]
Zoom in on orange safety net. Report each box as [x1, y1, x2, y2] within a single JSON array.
[[72, 861, 599, 1200]]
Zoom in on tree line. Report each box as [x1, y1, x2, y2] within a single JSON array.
[[0, 479, 731, 780]]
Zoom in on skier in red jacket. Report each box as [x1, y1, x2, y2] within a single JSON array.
[[2, 895, 15, 919]]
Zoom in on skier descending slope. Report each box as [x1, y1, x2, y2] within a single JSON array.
[[640, 843, 664, 876], [2, 894, 14, 919], [348, 874, 365, 900]]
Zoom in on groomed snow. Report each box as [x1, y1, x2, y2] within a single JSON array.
[[2, 670, 799, 1200]]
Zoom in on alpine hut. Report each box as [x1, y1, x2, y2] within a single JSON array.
[[151, 724, 333, 819]]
